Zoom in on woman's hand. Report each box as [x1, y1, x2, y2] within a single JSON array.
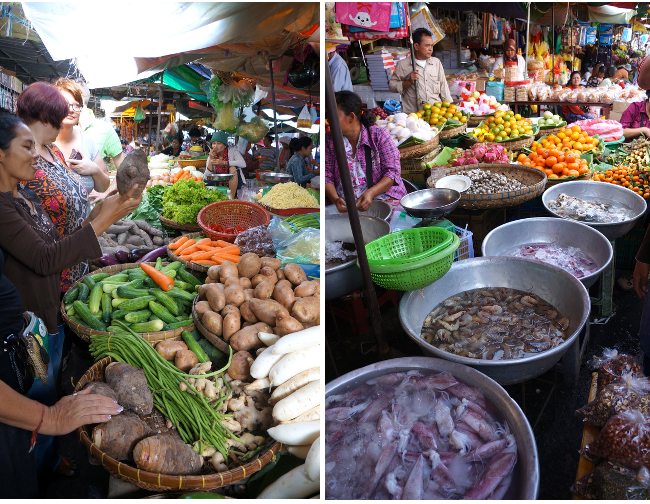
[[356, 190, 374, 212], [90, 185, 142, 236], [67, 152, 99, 176], [334, 197, 347, 213], [634, 261, 649, 299], [45, 387, 123, 436]]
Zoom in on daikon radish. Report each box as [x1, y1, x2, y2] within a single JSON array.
[[258, 332, 280, 346], [280, 405, 320, 424], [271, 326, 321, 355], [269, 346, 320, 386], [269, 367, 320, 405], [304, 437, 320, 482], [273, 380, 320, 422], [244, 377, 271, 392], [286, 445, 311, 459], [250, 345, 284, 379], [267, 420, 319, 445], [257, 463, 319, 499]]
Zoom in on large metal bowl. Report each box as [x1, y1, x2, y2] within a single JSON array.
[[260, 172, 293, 184], [399, 257, 590, 385], [542, 181, 647, 240], [400, 188, 460, 218], [482, 217, 613, 289], [204, 172, 234, 182], [325, 200, 392, 221], [325, 357, 539, 499], [325, 215, 390, 301]]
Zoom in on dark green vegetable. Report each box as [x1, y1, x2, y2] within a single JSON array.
[[182, 331, 210, 363], [130, 320, 164, 332], [83, 276, 96, 289], [116, 286, 151, 299], [89, 283, 104, 314], [151, 289, 180, 315], [101, 293, 112, 324], [77, 282, 90, 303], [149, 301, 177, 324], [167, 320, 192, 330], [155, 257, 163, 270], [125, 310, 152, 323], [103, 273, 130, 283], [143, 277, 157, 289], [161, 261, 183, 273], [111, 309, 130, 320], [91, 273, 110, 282], [177, 268, 201, 288], [166, 287, 196, 303], [118, 295, 156, 311], [73, 301, 107, 331], [63, 286, 79, 304], [173, 280, 194, 292]]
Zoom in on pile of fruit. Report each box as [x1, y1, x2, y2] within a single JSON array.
[[537, 110, 566, 129], [416, 101, 467, 127], [531, 125, 601, 154], [592, 165, 650, 199], [622, 137, 649, 170], [448, 143, 509, 166], [517, 147, 590, 180], [371, 106, 388, 121], [471, 110, 534, 142]]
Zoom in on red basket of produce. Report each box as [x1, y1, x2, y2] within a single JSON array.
[[198, 201, 270, 243]]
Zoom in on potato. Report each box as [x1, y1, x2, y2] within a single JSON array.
[[249, 299, 290, 327], [244, 289, 255, 301], [223, 312, 241, 342], [156, 340, 188, 360], [240, 300, 258, 323], [175, 349, 198, 372], [202, 311, 222, 336], [272, 280, 295, 311], [255, 280, 275, 300], [259, 266, 278, 285], [294, 280, 320, 298], [83, 382, 118, 402], [205, 277, 216, 285], [228, 351, 254, 381], [261, 257, 282, 270], [224, 284, 246, 306], [277, 269, 286, 281], [206, 285, 226, 312], [116, 150, 149, 197], [292, 297, 320, 325], [230, 322, 271, 351], [219, 260, 239, 283], [221, 305, 240, 318], [242, 322, 253, 328], [275, 314, 304, 337], [251, 274, 267, 288], [194, 301, 212, 319], [215, 283, 225, 291], [198, 284, 210, 300], [239, 277, 252, 290], [284, 263, 308, 286], [238, 253, 262, 279], [207, 265, 221, 281]]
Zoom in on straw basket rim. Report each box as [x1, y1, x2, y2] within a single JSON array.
[[465, 135, 535, 151], [61, 263, 193, 342], [399, 134, 440, 159], [177, 158, 208, 169], [439, 123, 467, 140], [159, 213, 202, 232], [192, 297, 231, 354], [534, 124, 566, 139], [74, 356, 281, 492], [167, 232, 210, 273], [197, 200, 270, 243]]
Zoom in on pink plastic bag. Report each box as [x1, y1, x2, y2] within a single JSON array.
[[336, 3, 392, 32]]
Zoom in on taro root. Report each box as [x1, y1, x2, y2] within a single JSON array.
[[116, 150, 150, 197]]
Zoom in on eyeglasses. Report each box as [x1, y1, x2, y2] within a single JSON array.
[[68, 103, 82, 112]]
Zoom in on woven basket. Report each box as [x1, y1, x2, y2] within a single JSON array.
[[167, 232, 211, 274], [399, 135, 440, 160], [198, 201, 270, 243], [159, 214, 202, 232], [74, 357, 281, 492], [439, 123, 467, 140], [61, 263, 193, 343], [465, 135, 535, 151], [192, 297, 230, 354], [535, 125, 564, 139], [427, 163, 547, 210], [545, 171, 592, 186], [468, 114, 493, 127], [177, 158, 207, 169]]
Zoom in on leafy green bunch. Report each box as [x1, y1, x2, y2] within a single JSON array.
[[162, 179, 227, 225]]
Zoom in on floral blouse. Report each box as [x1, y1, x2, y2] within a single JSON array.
[[23, 144, 89, 292]]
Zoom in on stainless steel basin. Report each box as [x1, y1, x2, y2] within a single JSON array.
[[325, 357, 539, 499], [399, 257, 590, 385], [325, 200, 392, 221], [482, 217, 613, 288], [260, 172, 293, 184], [542, 181, 647, 240], [325, 215, 390, 301]]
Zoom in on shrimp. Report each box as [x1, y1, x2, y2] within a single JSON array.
[[521, 295, 539, 307]]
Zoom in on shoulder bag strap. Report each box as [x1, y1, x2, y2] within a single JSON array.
[[364, 144, 374, 189]]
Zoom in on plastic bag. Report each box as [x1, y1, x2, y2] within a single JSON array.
[[276, 227, 320, 266], [237, 116, 270, 144], [571, 461, 650, 500], [297, 105, 313, 129], [213, 102, 239, 134], [206, 75, 223, 113], [267, 216, 296, 248], [589, 349, 644, 395], [485, 81, 504, 102], [134, 103, 145, 123], [234, 225, 275, 257], [237, 186, 257, 203]]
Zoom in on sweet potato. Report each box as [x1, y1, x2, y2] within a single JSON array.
[[230, 322, 271, 351], [228, 351, 255, 381], [244, 289, 255, 301], [284, 263, 307, 286], [202, 311, 222, 336], [93, 413, 151, 461], [83, 382, 118, 402], [272, 280, 295, 311], [224, 284, 245, 306], [261, 257, 282, 270], [219, 260, 239, 283], [294, 280, 320, 298], [116, 150, 149, 197], [238, 253, 262, 279], [156, 340, 188, 361], [133, 434, 202, 475], [223, 312, 241, 342], [194, 301, 212, 320], [255, 280, 275, 300], [291, 297, 320, 325], [274, 314, 304, 337], [206, 285, 226, 312], [207, 265, 220, 281], [105, 362, 153, 415], [175, 349, 198, 372], [239, 277, 252, 290], [240, 300, 258, 324], [249, 299, 290, 327]]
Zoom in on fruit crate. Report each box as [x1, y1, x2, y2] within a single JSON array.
[[615, 227, 646, 270], [447, 208, 505, 257], [400, 149, 438, 184]]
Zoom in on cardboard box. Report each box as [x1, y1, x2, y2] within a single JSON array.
[[612, 100, 629, 113], [609, 111, 623, 122]]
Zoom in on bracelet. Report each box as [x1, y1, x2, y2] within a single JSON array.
[[29, 402, 45, 453]]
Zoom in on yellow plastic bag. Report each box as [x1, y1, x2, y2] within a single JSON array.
[[213, 102, 239, 134]]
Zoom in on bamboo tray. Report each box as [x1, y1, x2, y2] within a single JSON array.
[[61, 263, 193, 343], [399, 134, 440, 159], [192, 296, 230, 354], [75, 356, 281, 492], [439, 123, 467, 140], [159, 214, 202, 232], [167, 232, 210, 274], [573, 372, 600, 499]]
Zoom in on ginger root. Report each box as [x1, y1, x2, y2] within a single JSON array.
[[239, 432, 266, 451], [211, 452, 228, 472], [232, 396, 273, 432]]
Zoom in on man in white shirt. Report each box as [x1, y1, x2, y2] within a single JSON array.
[[327, 43, 353, 92]]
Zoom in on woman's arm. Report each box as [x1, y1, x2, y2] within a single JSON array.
[[93, 153, 108, 175], [325, 182, 347, 213], [291, 161, 316, 185], [624, 127, 650, 139], [356, 176, 395, 211], [228, 149, 247, 169]]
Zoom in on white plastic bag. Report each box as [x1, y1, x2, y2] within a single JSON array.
[[297, 105, 313, 129]]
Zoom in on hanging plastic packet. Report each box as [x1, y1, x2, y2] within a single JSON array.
[[276, 228, 320, 265], [297, 105, 313, 129], [237, 116, 270, 144], [213, 102, 239, 133]]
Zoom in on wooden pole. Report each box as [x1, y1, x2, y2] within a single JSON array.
[[526, 2, 530, 67], [156, 86, 162, 152], [268, 60, 280, 171]]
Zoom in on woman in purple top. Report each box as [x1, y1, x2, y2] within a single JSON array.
[[325, 91, 407, 213], [621, 96, 650, 142]]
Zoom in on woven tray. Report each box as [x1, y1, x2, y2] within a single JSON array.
[[465, 134, 535, 151], [439, 123, 467, 140], [535, 125, 565, 139], [192, 296, 230, 354], [399, 134, 440, 159], [167, 232, 210, 274], [468, 114, 493, 127], [159, 213, 202, 232], [545, 171, 592, 187], [61, 263, 193, 343], [74, 356, 281, 492], [177, 158, 207, 169], [427, 163, 547, 210]]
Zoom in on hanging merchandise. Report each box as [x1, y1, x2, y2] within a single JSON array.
[[213, 102, 239, 133], [348, 1, 403, 33], [237, 116, 270, 144], [325, 2, 345, 40], [133, 103, 145, 123], [285, 44, 319, 90], [490, 16, 500, 41], [217, 79, 254, 107], [335, 2, 392, 32], [467, 12, 479, 38], [297, 105, 313, 129], [163, 122, 179, 141]]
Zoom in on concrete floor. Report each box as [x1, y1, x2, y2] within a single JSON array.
[[325, 273, 645, 500]]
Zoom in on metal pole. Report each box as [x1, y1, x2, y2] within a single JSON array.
[[268, 59, 280, 171], [156, 85, 163, 152], [407, 8, 421, 111], [325, 60, 389, 356], [148, 102, 153, 153], [552, 4, 555, 86], [526, 3, 530, 70], [457, 10, 462, 67]]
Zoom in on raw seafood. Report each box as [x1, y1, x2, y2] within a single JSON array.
[[420, 288, 570, 360], [325, 240, 357, 266], [325, 370, 517, 499], [505, 243, 598, 279], [454, 169, 526, 194], [548, 193, 632, 223]]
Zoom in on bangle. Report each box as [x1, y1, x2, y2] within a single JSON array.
[[29, 402, 45, 453]]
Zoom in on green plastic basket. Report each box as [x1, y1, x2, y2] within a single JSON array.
[[365, 227, 455, 267], [369, 234, 460, 290]]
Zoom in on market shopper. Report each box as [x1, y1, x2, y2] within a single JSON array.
[[204, 130, 246, 198], [599, 66, 616, 87], [255, 133, 278, 170], [0, 113, 137, 496], [279, 136, 292, 170], [614, 65, 629, 82], [632, 240, 650, 375], [327, 43, 353, 92], [491, 38, 527, 81], [325, 91, 407, 212], [562, 71, 596, 123], [286, 136, 318, 188], [241, 141, 261, 179], [161, 137, 182, 157], [621, 96, 650, 141], [586, 63, 603, 87], [121, 137, 135, 155], [189, 126, 210, 153], [388, 28, 452, 114]]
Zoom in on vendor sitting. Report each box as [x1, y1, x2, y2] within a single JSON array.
[[203, 131, 246, 198], [161, 137, 182, 157], [562, 71, 596, 123], [188, 126, 210, 153], [621, 96, 650, 142], [491, 39, 527, 81], [325, 91, 407, 213], [286, 137, 319, 188]]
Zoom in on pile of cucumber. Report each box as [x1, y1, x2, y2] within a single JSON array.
[[63, 260, 201, 334]]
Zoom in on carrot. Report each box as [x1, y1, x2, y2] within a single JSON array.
[[181, 171, 190, 180], [195, 238, 212, 247], [211, 253, 240, 264], [168, 236, 188, 250], [173, 170, 184, 182], [217, 245, 240, 255], [140, 263, 174, 291], [197, 245, 217, 252], [187, 251, 219, 261], [175, 238, 198, 255], [193, 260, 218, 266], [214, 240, 233, 248]]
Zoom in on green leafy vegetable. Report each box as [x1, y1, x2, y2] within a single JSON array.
[[162, 179, 228, 225], [125, 185, 166, 229]]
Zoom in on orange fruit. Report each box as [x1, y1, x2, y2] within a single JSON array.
[[568, 170, 580, 177], [568, 162, 579, 171], [517, 153, 527, 163], [552, 163, 564, 174], [548, 174, 559, 179], [546, 156, 558, 168]]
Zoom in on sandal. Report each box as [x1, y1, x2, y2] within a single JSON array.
[[617, 273, 634, 291], [54, 456, 78, 478]]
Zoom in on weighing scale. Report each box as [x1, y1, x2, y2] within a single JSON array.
[[400, 188, 461, 230]]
